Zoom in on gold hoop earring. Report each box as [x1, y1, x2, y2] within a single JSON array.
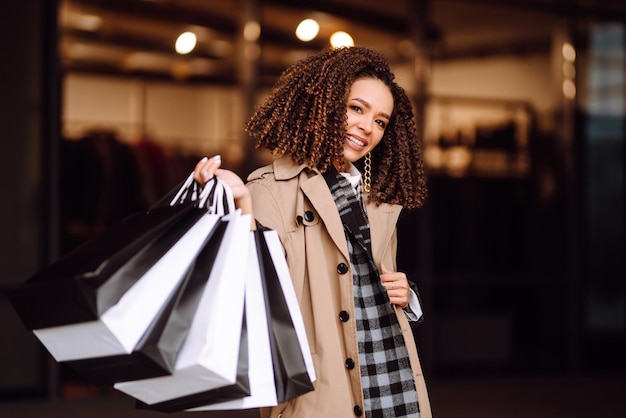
[[363, 153, 372, 193]]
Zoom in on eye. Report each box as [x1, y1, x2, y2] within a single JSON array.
[[375, 119, 387, 129], [350, 105, 363, 113]]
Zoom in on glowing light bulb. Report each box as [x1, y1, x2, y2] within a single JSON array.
[[175, 31, 197, 55], [562, 42, 576, 62], [563, 79, 576, 99], [296, 19, 320, 42], [243, 21, 261, 42], [330, 31, 354, 48]]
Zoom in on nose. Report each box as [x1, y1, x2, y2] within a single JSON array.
[[358, 115, 373, 134]]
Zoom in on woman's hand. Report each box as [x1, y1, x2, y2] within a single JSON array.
[[380, 263, 410, 309], [193, 156, 254, 220]]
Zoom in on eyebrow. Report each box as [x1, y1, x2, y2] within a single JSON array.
[[353, 97, 391, 120]]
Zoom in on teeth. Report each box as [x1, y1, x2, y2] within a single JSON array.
[[347, 135, 365, 146]]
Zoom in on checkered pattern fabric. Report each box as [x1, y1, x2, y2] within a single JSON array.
[[323, 170, 420, 418]]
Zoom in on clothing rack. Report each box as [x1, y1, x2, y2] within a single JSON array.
[[422, 95, 536, 179]]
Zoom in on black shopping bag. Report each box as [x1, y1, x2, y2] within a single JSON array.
[[9, 201, 201, 330], [8, 172, 209, 331], [134, 314, 250, 412], [8, 175, 233, 385], [254, 227, 315, 403], [62, 217, 230, 384]]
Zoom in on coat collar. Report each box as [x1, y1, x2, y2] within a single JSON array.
[[260, 155, 402, 267], [271, 154, 318, 180]]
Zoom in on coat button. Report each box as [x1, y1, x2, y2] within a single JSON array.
[[345, 358, 355, 369], [303, 211, 315, 222], [353, 405, 363, 416], [339, 310, 350, 322], [337, 263, 349, 274]]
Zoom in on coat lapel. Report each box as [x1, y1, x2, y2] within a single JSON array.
[[367, 200, 402, 269], [302, 174, 400, 269], [300, 173, 350, 262], [270, 155, 401, 266]]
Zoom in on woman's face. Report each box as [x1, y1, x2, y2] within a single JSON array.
[[342, 77, 394, 165]]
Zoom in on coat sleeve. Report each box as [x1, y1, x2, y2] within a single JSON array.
[[246, 180, 286, 236]]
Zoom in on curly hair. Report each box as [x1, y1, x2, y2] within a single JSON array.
[[245, 46, 427, 209]]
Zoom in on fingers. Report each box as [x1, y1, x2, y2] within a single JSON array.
[[383, 278, 408, 295], [380, 263, 403, 288], [380, 264, 410, 308], [386, 284, 410, 308], [193, 155, 222, 184], [192, 157, 254, 219]]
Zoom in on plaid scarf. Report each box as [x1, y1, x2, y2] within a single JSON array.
[[323, 170, 420, 418]]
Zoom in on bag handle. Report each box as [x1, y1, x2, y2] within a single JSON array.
[[198, 177, 235, 215], [153, 171, 236, 215], [150, 173, 198, 209], [168, 172, 197, 206]]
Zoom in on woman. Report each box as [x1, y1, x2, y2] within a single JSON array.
[[194, 46, 431, 418]]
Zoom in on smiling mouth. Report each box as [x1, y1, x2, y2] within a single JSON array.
[[347, 134, 366, 147]]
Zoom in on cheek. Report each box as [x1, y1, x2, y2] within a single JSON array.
[[370, 132, 385, 149], [345, 113, 356, 127]]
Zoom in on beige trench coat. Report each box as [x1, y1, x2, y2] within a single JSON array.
[[247, 156, 432, 418]]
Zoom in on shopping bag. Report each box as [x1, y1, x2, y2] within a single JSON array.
[[63, 217, 230, 384], [186, 228, 314, 412], [8, 170, 218, 331], [8, 174, 229, 382], [113, 210, 252, 405], [168, 228, 314, 413], [124, 222, 314, 412], [136, 226, 268, 413], [134, 316, 250, 413], [9, 172, 221, 331], [29, 210, 220, 361], [9, 201, 198, 330], [254, 228, 316, 403]]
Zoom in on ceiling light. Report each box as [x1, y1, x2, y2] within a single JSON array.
[[243, 21, 261, 42], [330, 31, 354, 48], [175, 31, 197, 55], [562, 42, 576, 62], [562, 79, 576, 100], [295, 19, 319, 42]]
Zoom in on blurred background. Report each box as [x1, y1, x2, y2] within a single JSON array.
[[1, 0, 624, 417]]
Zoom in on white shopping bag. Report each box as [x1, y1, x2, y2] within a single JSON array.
[[114, 211, 251, 405], [188, 230, 277, 410]]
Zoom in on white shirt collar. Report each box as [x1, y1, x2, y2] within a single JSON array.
[[340, 163, 361, 189]]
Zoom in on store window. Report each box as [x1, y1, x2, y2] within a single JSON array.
[[579, 21, 625, 370]]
